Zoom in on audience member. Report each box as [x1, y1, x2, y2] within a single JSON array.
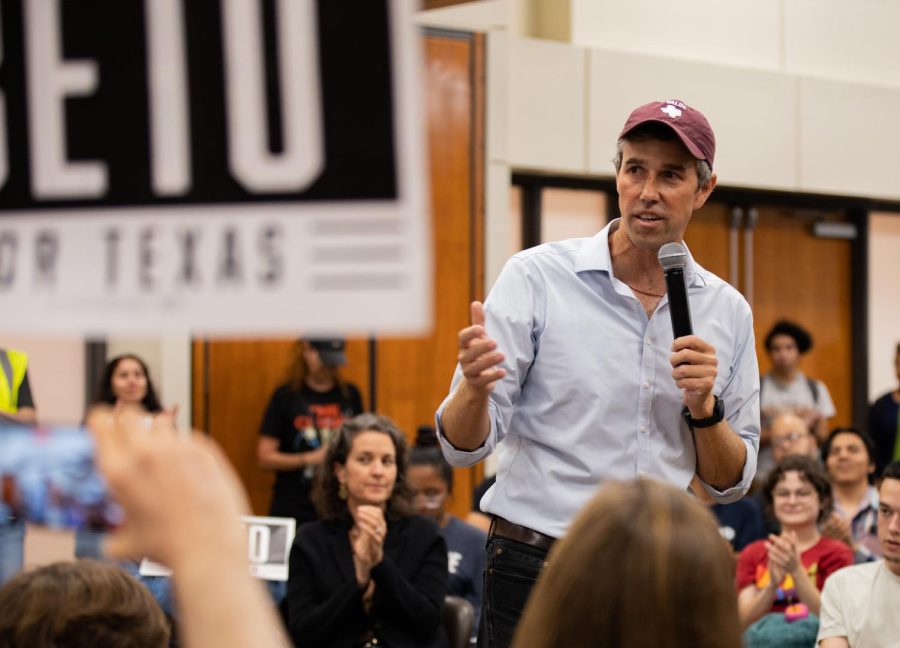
[[771, 413, 820, 465], [286, 414, 448, 647], [868, 343, 900, 476], [79, 353, 166, 560], [512, 479, 742, 648], [258, 338, 363, 530], [0, 559, 170, 647], [410, 426, 486, 642], [817, 460, 900, 647], [821, 428, 880, 562], [92, 353, 164, 414], [759, 321, 836, 480], [690, 475, 766, 553], [737, 456, 853, 644], [88, 405, 289, 648], [757, 412, 822, 535], [0, 346, 36, 587]]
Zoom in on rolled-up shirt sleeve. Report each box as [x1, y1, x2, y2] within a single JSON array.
[[698, 296, 760, 503], [436, 256, 540, 467]]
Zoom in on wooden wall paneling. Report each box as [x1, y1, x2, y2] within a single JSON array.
[[469, 33, 487, 503], [209, 340, 293, 516], [752, 210, 854, 428], [375, 32, 485, 519], [191, 31, 486, 519], [191, 340, 207, 433], [684, 202, 855, 428], [683, 202, 734, 284], [196, 338, 370, 516]]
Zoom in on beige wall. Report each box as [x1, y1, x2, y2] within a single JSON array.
[[418, 0, 900, 404], [868, 213, 900, 401], [421, 0, 900, 287], [1, 335, 85, 423], [106, 336, 192, 430]]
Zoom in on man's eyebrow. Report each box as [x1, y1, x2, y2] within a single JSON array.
[[622, 157, 690, 171]]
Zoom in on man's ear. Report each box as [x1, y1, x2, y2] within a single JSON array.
[[693, 173, 717, 210]]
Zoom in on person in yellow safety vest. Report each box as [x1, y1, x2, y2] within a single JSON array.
[[1, 347, 37, 586], [0, 348, 36, 424]]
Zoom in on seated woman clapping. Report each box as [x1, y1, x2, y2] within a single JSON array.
[[736, 456, 853, 644], [286, 414, 449, 648]]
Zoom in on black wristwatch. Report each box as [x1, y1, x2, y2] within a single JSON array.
[[683, 395, 724, 429]]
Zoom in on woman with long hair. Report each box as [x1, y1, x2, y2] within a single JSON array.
[[79, 353, 174, 619], [512, 479, 743, 648], [93, 354, 163, 414], [257, 338, 363, 529], [286, 414, 448, 648]]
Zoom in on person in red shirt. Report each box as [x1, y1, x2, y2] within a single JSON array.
[[737, 456, 853, 631]]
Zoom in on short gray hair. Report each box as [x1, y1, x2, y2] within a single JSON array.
[[612, 138, 713, 191]]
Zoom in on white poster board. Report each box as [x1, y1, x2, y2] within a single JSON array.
[[0, 0, 429, 335], [139, 515, 297, 582]]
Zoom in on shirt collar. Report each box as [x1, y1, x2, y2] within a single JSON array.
[[864, 485, 880, 510], [574, 218, 706, 287], [837, 485, 880, 518]]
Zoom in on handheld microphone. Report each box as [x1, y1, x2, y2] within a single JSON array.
[[658, 242, 692, 339]]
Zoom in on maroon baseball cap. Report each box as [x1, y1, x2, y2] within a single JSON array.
[[619, 99, 716, 168]]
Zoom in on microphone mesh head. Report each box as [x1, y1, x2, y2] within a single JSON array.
[[658, 242, 688, 271]]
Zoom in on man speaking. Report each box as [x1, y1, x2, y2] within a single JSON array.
[[436, 99, 760, 648]]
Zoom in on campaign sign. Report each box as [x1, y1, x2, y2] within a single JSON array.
[[0, 0, 429, 334], [139, 515, 296, 581], [243, 515, 296, 581]]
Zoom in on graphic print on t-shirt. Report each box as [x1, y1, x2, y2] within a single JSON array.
[[293, 403, 345, 450], [756, 562, 819, 602]]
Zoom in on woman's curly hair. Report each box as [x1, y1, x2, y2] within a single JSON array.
[[312, 413, 415, 522]]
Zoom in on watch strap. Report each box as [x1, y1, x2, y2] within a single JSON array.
[[683, 395, 724, 429]]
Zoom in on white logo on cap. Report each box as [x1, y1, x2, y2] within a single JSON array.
[[660, 104, 682, 119]]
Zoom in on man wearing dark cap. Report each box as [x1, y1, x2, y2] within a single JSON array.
[[761, 320, 836, 448], [436, 100, 760, 647]]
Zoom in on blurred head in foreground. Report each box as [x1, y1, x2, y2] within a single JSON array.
[[0, 559, 170, 647], [512, 479, 741, 648]]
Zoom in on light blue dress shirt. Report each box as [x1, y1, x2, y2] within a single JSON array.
[[436, 219, 760, 538]]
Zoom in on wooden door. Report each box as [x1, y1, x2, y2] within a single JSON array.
[[683, 202, 734, 284], [684, 202, 855, 428], [752, 209, 854, 428], [192, 32, 486, 519], [192, 338, 371, 516]]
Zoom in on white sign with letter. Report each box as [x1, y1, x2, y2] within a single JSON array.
[[0, 0, 429, 335], [139, 515, 296, 582]]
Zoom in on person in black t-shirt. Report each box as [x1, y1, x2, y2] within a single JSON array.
[[257, 338, 363, 527], [869, 342, 900, 477]]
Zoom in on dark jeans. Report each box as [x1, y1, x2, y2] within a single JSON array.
[[476, 535, 549, 648]]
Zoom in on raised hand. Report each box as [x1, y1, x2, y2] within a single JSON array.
[[766, 531, 801, 584], [350, 505, 387, 586], [765, 534, 788, 587], [821, 511, 853, 547], [457, 301, 506, 394], [355, 505, 386, 565], [87, 405, 251, 569]]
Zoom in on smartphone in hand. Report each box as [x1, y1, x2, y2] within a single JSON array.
[[0, 424, 122, 531]]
